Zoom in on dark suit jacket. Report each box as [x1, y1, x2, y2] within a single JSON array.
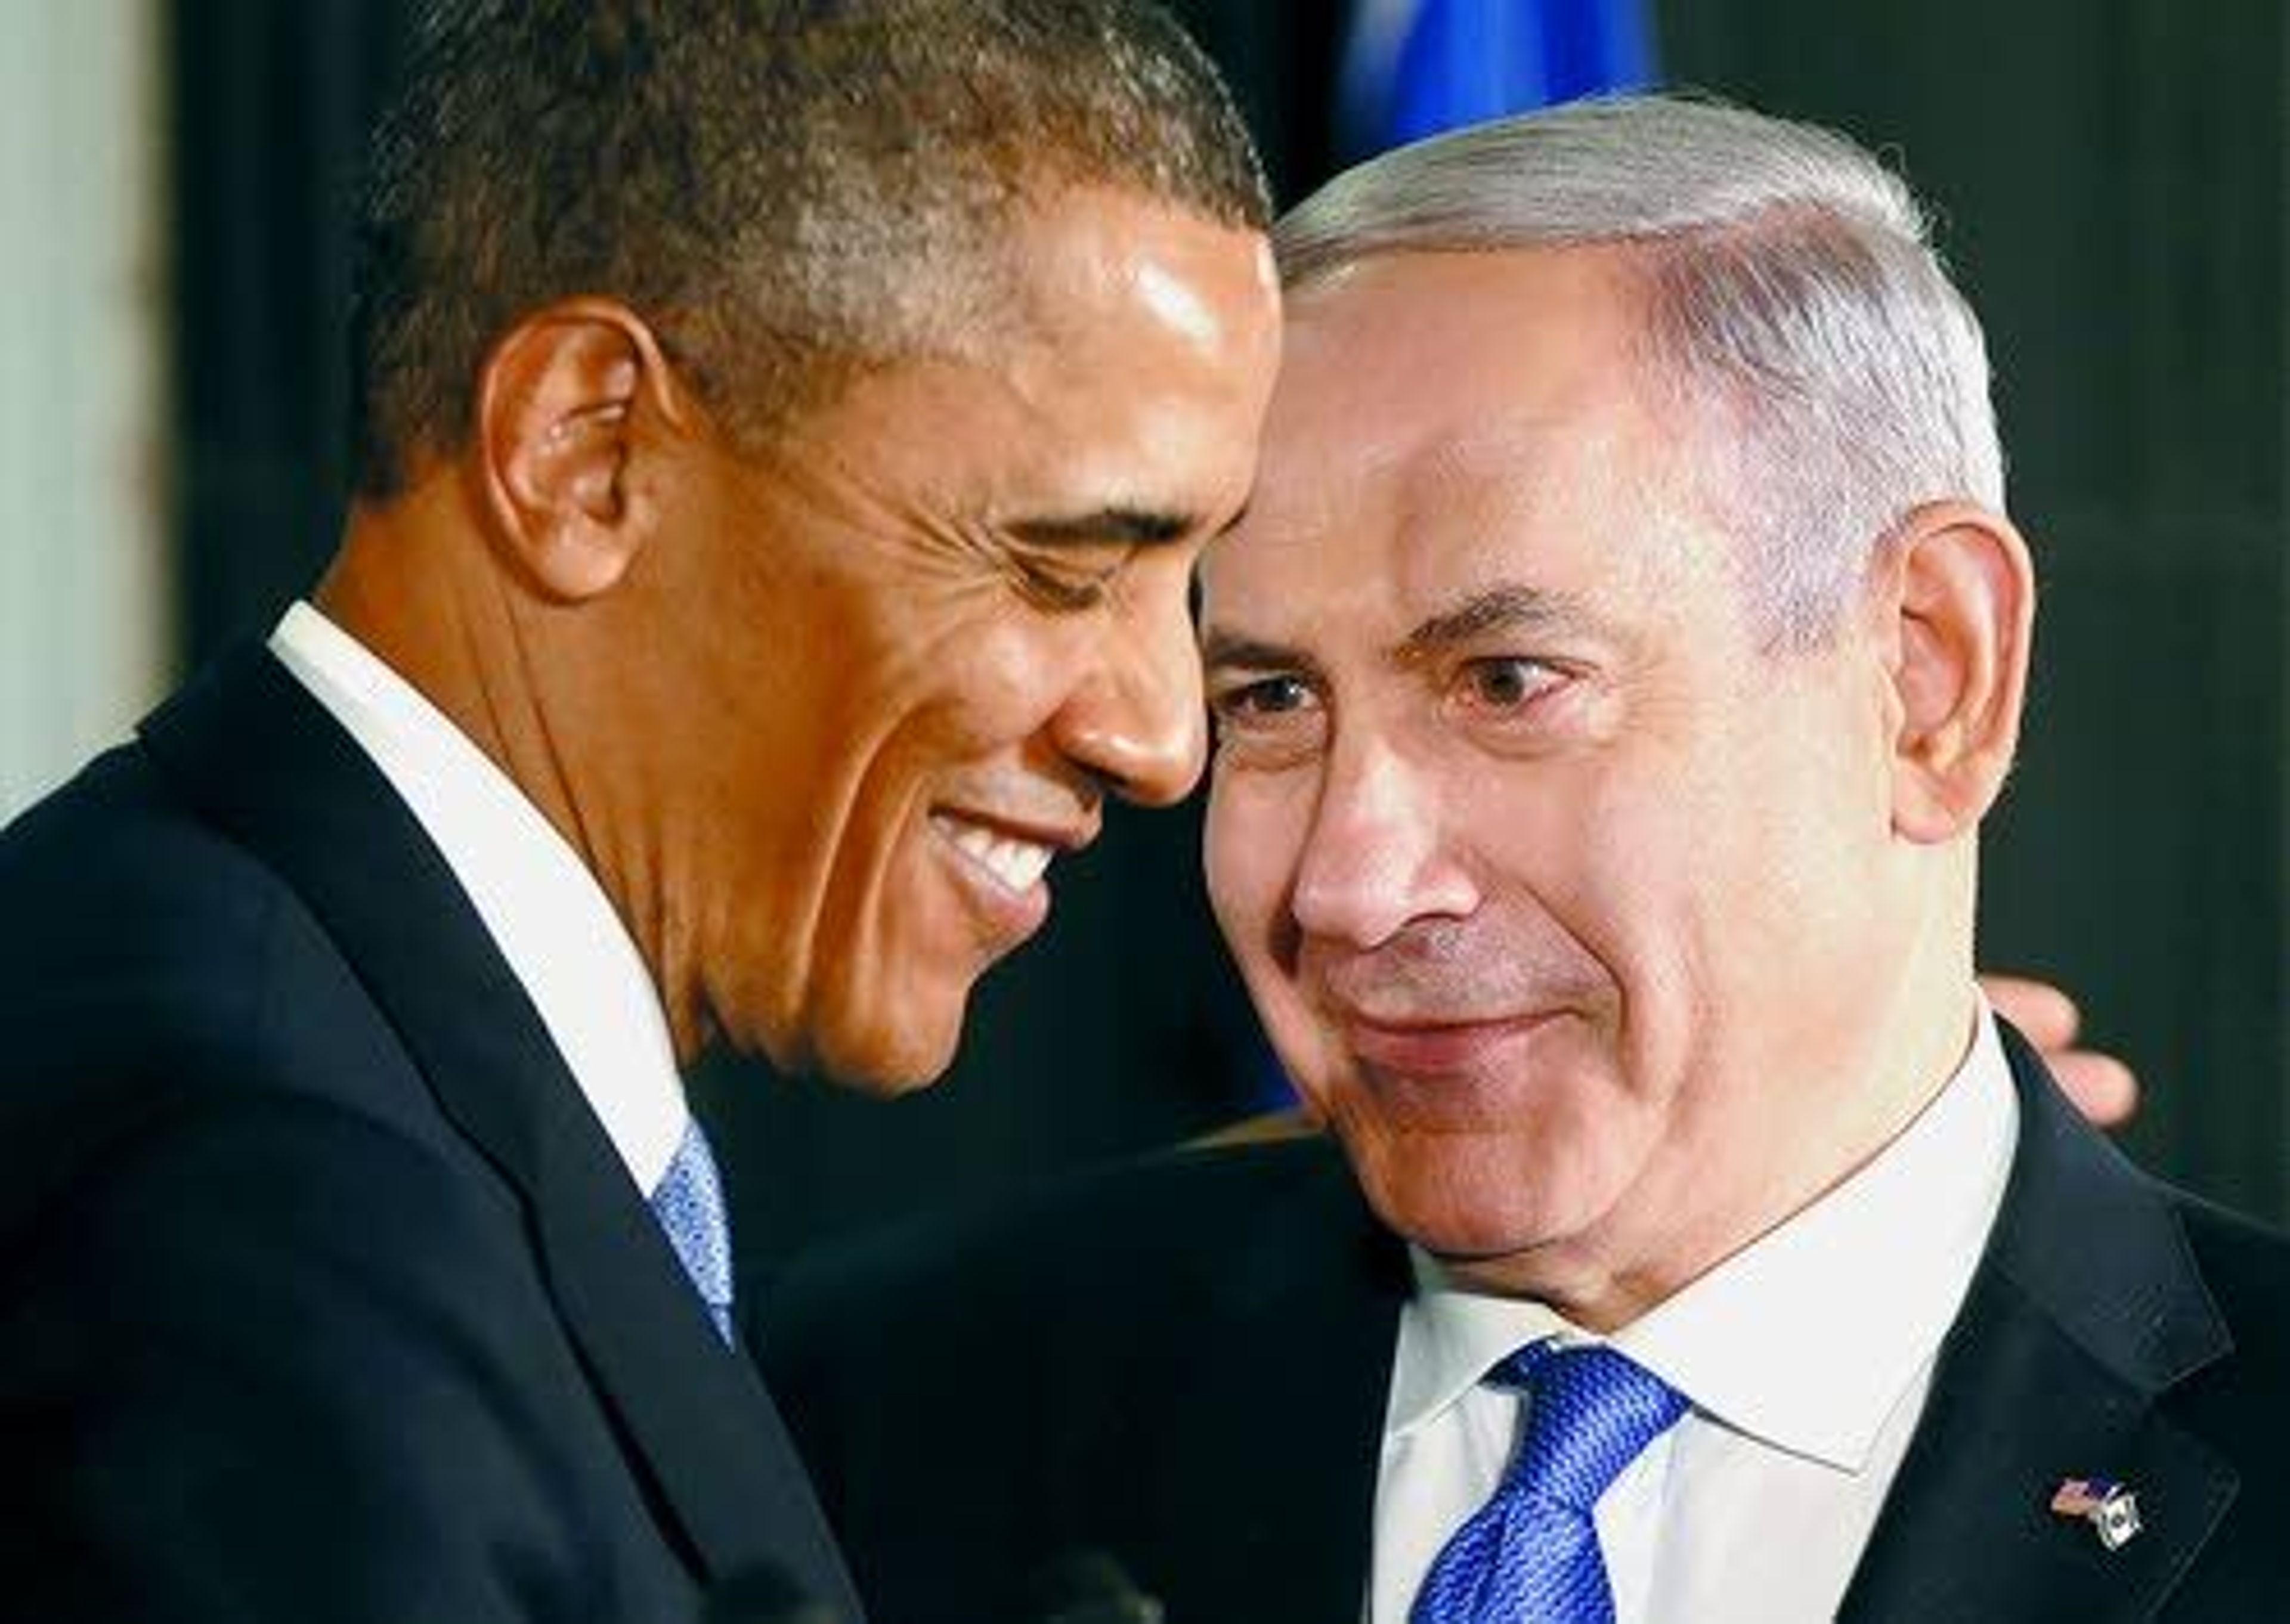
[[768, 1030, 2290, 1622], [0, 648, 860, 1623]]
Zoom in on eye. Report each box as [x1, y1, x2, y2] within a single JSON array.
[[1002, 534, 1137, 614], [1207, 671, 1326, 765], [1454, 656, 1567, 713], [1211, 673, 1317, 721], [1012, 557, 1125, 612]]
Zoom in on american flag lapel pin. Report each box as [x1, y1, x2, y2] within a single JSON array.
[[2051, 1476, 2143, 1551]]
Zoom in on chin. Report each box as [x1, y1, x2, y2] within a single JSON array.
[[850, 1057, 954, 1098], [732, 937, 976, 1091], [714, 988, 963, 1095], [1343, 1120, 1601, 1263], [810, 984, 973, 1095], [799, 1025, 961, 1096]]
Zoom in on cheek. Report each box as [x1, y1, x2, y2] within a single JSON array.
[[1200, 785, 1247, 932], [921, 616, 1097, 751], [1460, 762, 1710, 1074], [1205, 772, 1338, 1074], [1528, 720, 1870, 1093], [1203, 770, 1304, 962], [1332, 1043, 1664, 1262], [809, 642, 1062, 811]]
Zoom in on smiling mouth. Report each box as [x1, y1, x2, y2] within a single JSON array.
[[929, 812, 1057, 897], [1341, 1010, 1565, 1075]]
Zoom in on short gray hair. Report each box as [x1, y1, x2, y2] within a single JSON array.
[[1276, 95, 2004, 646]]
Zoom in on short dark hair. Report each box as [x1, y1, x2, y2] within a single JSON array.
[[349, 0, 1270, 498]]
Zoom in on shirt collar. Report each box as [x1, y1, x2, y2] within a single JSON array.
[[1386, 1257, 1578, 1441], [1388, 1002, 2019, 1471], [269, 601, 688, 1194]]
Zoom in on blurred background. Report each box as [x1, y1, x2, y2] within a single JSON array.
[[3, 0, 2282, 1255]]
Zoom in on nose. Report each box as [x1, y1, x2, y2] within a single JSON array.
[[1289, 734, 1478, 950], [1051, 581, 1208, 807]]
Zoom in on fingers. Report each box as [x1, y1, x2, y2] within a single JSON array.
[[1976, 971, 2141, 1128], [1977, 972, 2079, 1048], [2046, 1051, 2140, 1130]]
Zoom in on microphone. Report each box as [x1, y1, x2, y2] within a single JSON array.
[[1028, 1549, 1166, 1624], [703, 1563, 846, 1624]]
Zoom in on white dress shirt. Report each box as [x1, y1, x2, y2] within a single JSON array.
[[269, 600, 688, 1194], [1370, 1005, 2020, 1624]]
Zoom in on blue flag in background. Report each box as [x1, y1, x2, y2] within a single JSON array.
[[1340, 0, 1659, 159]]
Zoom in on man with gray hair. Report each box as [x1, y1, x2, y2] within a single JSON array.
[[770, 95, 2289, 1622]]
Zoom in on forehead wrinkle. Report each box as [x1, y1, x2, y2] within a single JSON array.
[[1406, 420, 1566, 491], [1382, 417, 1574, 550], [1205, 411, 1612, 681]]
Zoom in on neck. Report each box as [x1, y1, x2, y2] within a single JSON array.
[[316, 486, 707, 1067], [319, 488, 563, 832]]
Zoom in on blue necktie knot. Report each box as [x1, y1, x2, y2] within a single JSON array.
[[1412, 1340, 1686, 1623], [1488, 1341, 1687, 1515]]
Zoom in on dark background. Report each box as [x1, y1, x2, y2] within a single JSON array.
[[168, 1, 2288, 1256]]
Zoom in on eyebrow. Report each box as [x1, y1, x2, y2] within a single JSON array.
[[1201, 582, 1598, 676], [1004, 505, 1197, 550], [1394, 583, 1592, 665], [1197, 627, 1323, 683]]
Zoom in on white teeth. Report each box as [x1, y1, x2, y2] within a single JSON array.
[[932, 815, 1054, 895]]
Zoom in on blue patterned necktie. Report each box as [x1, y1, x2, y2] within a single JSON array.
[[649, 1117, 735, 1346], [1411, 1341, 1688, 1624]]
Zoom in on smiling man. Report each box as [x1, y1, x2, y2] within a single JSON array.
[[0, 3, 1275, 1620], [770, 97, 2287, 1622]]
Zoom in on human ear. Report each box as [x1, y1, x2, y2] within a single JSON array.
[[473, 298, 684, 602], [1879, 501, 2035, 842]]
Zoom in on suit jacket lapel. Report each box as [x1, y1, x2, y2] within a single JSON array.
[[141, 647, 859, 1612], [1840, 1028, 2237, 1622], [1138, 1142, 1406, 1619]]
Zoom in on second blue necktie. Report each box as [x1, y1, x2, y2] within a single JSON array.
[[1412, 1340, 1686, 1623]]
